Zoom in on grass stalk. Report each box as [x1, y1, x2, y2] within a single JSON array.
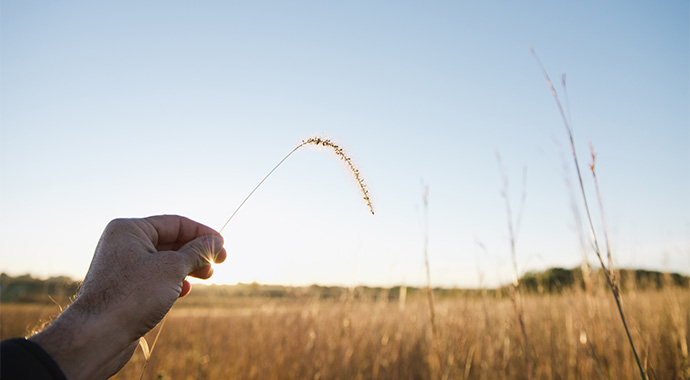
[[531, 47, 648, 380], [496, 152, 532, 379], [422, 185, 443, 379], [138, 314, 168, 380], [219, 137, 373, 233]]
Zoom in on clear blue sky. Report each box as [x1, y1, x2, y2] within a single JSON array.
[[1, 1, 688, 288]]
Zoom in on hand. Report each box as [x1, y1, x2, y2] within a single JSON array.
[[29, 215, 226, 380]]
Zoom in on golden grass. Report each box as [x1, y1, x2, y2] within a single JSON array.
[[4, 288, 687, 379]]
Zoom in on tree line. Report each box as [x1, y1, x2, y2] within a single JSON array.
[[1, 268, 688, 304]]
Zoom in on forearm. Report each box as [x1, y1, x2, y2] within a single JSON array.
[[29, 302, 136, 380]]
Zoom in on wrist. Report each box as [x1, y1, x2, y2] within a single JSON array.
[[29, 302, 133, 380]]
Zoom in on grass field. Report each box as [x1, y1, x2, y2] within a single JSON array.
[[2, 285, 687, 379]]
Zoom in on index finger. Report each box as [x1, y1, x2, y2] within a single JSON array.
[[143, 215, 223, 251]]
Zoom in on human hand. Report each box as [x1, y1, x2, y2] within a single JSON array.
[[29, 215, 226, 380]]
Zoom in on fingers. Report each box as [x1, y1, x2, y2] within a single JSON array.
[[131, 215, 227, 283], [179, 279, 192, 298], [175, 234, 226, 276], [189, 264, 214, 279], [143, 215, 223, 251]]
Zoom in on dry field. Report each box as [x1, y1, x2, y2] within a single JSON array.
[[1, 287, 688, 380]]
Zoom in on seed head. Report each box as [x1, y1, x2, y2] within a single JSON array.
[[298, 138, 374, 215]]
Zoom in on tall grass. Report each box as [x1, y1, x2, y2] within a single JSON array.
[[531, 48, 648, 379], [4, 284, 687, 379], [421, 185, 443, 379], [108, 286, 690, 379], [496, 153, 532, 379]]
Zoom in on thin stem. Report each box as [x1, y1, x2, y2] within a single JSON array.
[[422, 185, 442, 379], [496, 151, 532, 378], [589, 141, 614, 271], [531, 47, 648, 380], [219, 137, 374, 233], [219, 146, 301, 233], [138, 314, 169, 380]]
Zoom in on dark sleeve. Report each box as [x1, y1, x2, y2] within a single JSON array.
[[1, 338, 68, 380]]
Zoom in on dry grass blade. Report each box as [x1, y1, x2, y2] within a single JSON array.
[[495, 151, 532, 379], [588, 141, 614, 273], [530, 47, 648, 380], [138, 314, 168, 380], [138, 337, 150, 360], [421, 185, 442, 378], [219, 136, 374, 233]]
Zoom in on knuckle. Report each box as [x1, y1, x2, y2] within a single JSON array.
[[106, 218, 131, 231]]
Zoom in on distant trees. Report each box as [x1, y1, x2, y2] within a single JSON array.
[[518, 267, 688, 294], [1, 268, 688, 304], [0, 273, 79, 304]]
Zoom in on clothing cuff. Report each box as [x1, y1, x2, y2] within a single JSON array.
[[1, 337, 68, 380]]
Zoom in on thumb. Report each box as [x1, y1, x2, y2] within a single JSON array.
[[175, 235, 225, 275]]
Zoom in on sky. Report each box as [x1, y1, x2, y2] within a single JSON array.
[[1, 1, 688, 288]]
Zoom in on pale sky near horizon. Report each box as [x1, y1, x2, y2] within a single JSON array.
[[1, 1, 688, 288]]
